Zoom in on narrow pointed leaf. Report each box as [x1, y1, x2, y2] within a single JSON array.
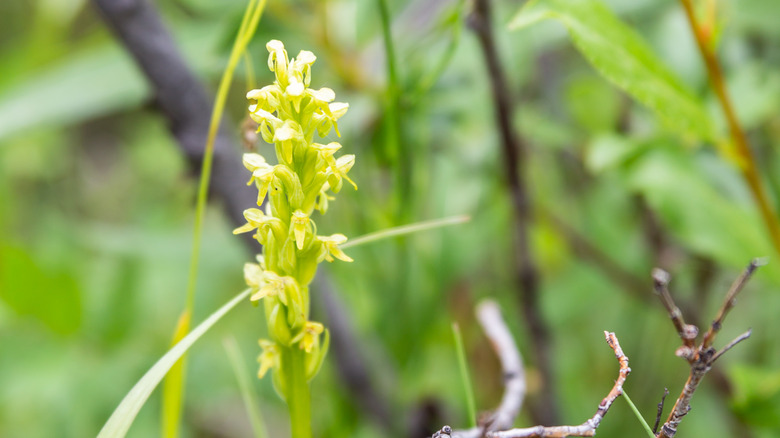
[[341, 215, 470, 249], [97, 289, 250, 438]]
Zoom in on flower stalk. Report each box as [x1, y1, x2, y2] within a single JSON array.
[[235, 40, 355, 438]]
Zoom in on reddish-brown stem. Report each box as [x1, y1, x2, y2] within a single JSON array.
[[679, 0, 780, 255]]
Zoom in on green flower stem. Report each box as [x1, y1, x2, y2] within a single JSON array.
[[283, 346, 312, 438], [239, 40, 356, 438]]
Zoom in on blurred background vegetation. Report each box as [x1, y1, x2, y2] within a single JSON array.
[[1, 0, 780, 437]]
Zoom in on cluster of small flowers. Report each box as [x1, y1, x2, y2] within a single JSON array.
[[234, 40, 356, 383]]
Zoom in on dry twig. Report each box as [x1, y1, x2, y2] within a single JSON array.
[[652, 388, 669, 435], [433, 327, 629, 438], [486, 332, 629, 438], [445, 300, 526, 438], [654, 259, 763, 438]]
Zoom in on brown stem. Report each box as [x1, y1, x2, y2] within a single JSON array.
[[654, 263, 760, 438], [467, 0, 559, 425], [487, 332, 630, 438], [679, 0, 780, 255], [653, 388, 669, 435]]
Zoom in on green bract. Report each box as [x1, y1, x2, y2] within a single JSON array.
[[234, 40, 355, 391]]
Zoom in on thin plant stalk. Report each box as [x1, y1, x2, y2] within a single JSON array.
[[679, 0, 780, 256], [452, 323, 478, 428], [162, 1, 267, 436], [622, 390, 656, 438], [223, 337, 270, 438], [283, 347, 312, 438], [187, 0, 266, 312], [376, 0, 408, 215], [341, 215, 470, 249]]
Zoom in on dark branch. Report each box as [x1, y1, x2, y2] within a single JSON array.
[[92, 0, 256, 234], [467, 0, 559, 425], [653, 388, 669, 435], [702, 258, 765, 349]]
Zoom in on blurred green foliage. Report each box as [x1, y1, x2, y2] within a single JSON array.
[[1, 0, 780, 437]]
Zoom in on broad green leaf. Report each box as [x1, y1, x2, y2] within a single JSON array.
[[0, 24, 219, 143], [621, 145, 777, 282], [509, 0, 717, 143], [0, 46, 146, 142], [97, 289, 250, 438], [0, 244, 82, 335]]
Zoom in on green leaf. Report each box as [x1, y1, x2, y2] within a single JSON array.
[[621, 145, 777, 282], [341, 214, 470, 249], [509, 0, 717, 143], [0, 244, 82, 335], [0, 23, 221, 143], [0, 45, 146, 142], [97, 289, 250, 438]]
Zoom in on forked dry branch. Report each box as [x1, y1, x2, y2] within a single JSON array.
[[433, 259, 762, 438], [433, 301, 630, 438], [653, 259, 764, 438]]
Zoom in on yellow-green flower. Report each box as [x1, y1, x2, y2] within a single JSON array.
[[273, 120, 303, 164], [326, 154, 357, 193], [257, 339, 280, 378], [266, 40, 289, 84], [239, 40, 356, 399], [249, 270, 286, 303], [291, 210, 310, 250], [313, 101, 349, 137], [242, 154, 276, 204], [292, 321, 324, 353], [233, 208, 284, 245], [312, 142, 341, 174], [317, 234, 353, 262]]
